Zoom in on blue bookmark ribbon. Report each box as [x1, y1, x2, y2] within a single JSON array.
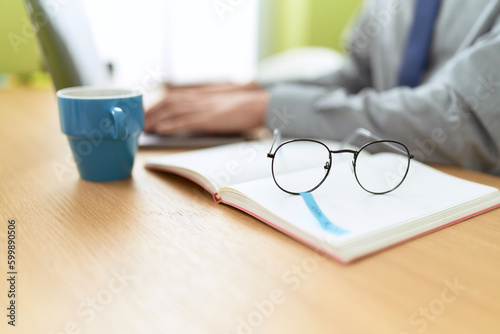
[[299, 192, 350, 236]]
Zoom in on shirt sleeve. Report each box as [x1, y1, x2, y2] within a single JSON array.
[[265, 14, 500, 175]]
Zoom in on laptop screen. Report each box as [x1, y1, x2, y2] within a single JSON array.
[[23, 0, 109, 90]]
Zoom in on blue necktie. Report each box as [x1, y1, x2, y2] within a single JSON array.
[[398, 0, 442, 87]]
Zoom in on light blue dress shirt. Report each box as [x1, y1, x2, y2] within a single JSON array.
[[265, 0, 500, 175]]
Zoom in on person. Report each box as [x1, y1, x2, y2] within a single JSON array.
[[144, 0, 500, 176]]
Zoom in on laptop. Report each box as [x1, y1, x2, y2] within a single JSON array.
[[24, 0, 244, 148]]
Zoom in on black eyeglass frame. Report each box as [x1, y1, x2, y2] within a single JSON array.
[[267, 137, 414, 196]]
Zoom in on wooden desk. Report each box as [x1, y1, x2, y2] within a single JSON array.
[[1, 89, 500, 334]]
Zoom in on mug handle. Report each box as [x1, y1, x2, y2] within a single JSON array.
[[109, 107, 128, 140]]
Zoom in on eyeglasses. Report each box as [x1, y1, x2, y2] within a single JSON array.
[[266, 129, 414, 195]]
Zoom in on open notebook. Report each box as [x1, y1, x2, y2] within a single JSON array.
[[145, 139, 500, 263]]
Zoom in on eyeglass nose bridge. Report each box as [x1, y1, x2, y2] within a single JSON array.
[[330, 149, 358, 155], [327, 149, 359, 174]]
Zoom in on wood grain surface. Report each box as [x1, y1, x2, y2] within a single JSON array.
[[1, 89, 499, 334]]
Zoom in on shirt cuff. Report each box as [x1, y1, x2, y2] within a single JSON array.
[[264, 83, 328, 138]]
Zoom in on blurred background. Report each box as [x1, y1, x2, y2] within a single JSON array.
[[0, 0, 362, 90]]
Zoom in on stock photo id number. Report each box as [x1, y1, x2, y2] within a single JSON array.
[[6, 219, 17, 327]]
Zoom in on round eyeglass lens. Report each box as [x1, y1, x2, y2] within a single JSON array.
[[354, 141, 410, 194], [272, 140, 331, 194]]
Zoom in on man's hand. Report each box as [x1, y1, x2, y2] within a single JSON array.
[[144, 83, 269, 135]]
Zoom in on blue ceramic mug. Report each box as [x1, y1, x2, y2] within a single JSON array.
[[57, 87, 144, 181]]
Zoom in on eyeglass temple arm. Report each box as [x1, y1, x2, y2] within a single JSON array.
[[341, 127, 412, 157], [267, 128, 281, 158], [341, 128, 381, 148]]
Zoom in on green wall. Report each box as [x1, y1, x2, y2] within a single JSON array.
[[309, 0, 363, 52], [263, 0, 363, 57], [0, 0, 41, 73]]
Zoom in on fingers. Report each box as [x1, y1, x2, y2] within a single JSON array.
[[144, 99, 168, 132], [154, 112, 213, 135], [167, 82, 259, 95], [144, 88, 268, 135], [144, 94, 206, 132]]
